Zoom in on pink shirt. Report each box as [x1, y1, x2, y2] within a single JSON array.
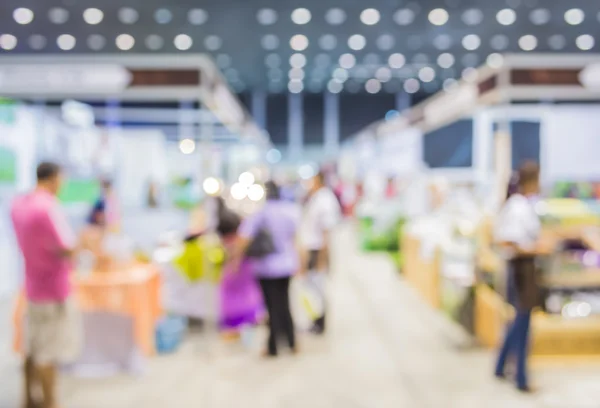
[[11, 189, 76, 302]]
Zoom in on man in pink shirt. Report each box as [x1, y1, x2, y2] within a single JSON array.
[[11, 162, 81, 408]]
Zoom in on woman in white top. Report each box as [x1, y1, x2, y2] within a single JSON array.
[[493, 162, 553, 392]]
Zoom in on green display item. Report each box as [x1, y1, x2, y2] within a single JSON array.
[[360, 218, 405, 252], [0, 147, 16, 183], [58, 179, 100, 204], [0, 99, 17, 125]]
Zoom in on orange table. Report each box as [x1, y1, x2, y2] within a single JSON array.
[[13, 263, 162, 356]]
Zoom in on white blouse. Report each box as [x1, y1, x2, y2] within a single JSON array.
[[494, 194, 541, 253]]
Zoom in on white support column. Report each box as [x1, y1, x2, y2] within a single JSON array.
[[288, 92, 304, 162], [251, 90, 267, 130], [324, 91, 340, 156]]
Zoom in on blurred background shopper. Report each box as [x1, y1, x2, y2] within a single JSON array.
[[10, 162, 82, 408], [300, 172, 341, 334], [493, 162, 552, 392], [236, 181, 301, 356]]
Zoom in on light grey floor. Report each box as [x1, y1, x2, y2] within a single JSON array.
[[2, 224, 600, 408]]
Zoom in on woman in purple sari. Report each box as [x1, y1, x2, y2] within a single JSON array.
[[216, 197, 264, 338]]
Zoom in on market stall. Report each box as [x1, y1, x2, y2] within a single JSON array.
[[13, 262, 161, 375]]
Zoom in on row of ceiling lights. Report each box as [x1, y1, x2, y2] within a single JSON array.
[[0, 31, 594, 52], [0, 33, 221, 51], [9, 6, 595, 27]]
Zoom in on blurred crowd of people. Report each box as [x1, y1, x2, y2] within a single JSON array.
[[9, 160, 342, 408]]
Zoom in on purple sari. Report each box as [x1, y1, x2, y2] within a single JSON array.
[[219, 259, 264, 330]]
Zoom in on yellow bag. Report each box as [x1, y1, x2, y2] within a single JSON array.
[[174, 238, 225, 283], [174, 240, 206, 283]]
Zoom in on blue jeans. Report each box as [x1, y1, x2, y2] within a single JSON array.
[[494, 310, 532, 389]]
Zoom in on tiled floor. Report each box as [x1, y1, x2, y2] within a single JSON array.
[[2, 224, 600, 407]]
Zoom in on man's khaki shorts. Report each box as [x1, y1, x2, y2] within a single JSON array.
[[26, 298, 83, 365]]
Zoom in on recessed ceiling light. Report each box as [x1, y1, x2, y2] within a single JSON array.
[[518, 34, 537, 51], [462, 8, 483, 26], [325, 8, 346, 25], [548, 34, 566, 50], [404, 78, 420, 94], [361, 9, 381, 25], [289, 68, 305, 81], [565, 8, 584, 25], [418, 67, 436, 83], [291, 8, 311, 25], [261, 34, 279, 50], [118, 8, 139, 24], [13, 8, 34, 25], [290, 53, 307, 68], [576, 35, 595, 51], [189, 9, 208, 25], [428, 8, 449, 26], [116, 34, 135, 51], [462, 34, 481, 51], [433, 34, 452, 50], [290, 34, 309, 51], [348, 34, 366, 51], [332, 68, 349, 81], [462, 67, 478, 82], [328, 79, 343, 94], [87, 34, 106, 50], [496, 8, 516, 25], [145, 35, 164, 50], [389, 53, 406, 69], [204, 35, 222, 51], [155, 9, 173, 24], [288, 80, 304, 93], [486, 53, 504, 68], [443, 78, 459, 93], [529, 8, 550, 25], [0, 34, 18, 51], [48, 8, 69, 24], [376, 34, 395, 51], [256, 8, 277, 25], [265, 53, 281, 68], [175, 34, 193, 51], [83, 8, 103, 25], [28, 35, 47, 50], [339, 53, 356, 69], [437, 53, 455, 68], [490, 34, 509, 50], [57, 34, 76, 51], [365, 79, 382, 94], [319, 34, 337, 51], [394, 9, 416, 26], [375, 67, 392, 82]]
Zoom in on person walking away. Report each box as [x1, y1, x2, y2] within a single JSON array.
[[91, 179, 120, 232], [235, 181, 301, 357], [11, 162, 82, 408], [300, 171, 341, 334], [493, 162, 553, 392], [215, 197, 264, 340]]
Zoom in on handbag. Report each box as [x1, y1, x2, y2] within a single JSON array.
[[245, 227, 276, 258]]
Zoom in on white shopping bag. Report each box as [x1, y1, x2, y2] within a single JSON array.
[[291, 271, 326, 330]]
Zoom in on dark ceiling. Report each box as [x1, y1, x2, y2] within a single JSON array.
[[0, 0, 596, 95]]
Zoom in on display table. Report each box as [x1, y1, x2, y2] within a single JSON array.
[[13, 263, 162, 361], [402, 233, 441, 309]]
